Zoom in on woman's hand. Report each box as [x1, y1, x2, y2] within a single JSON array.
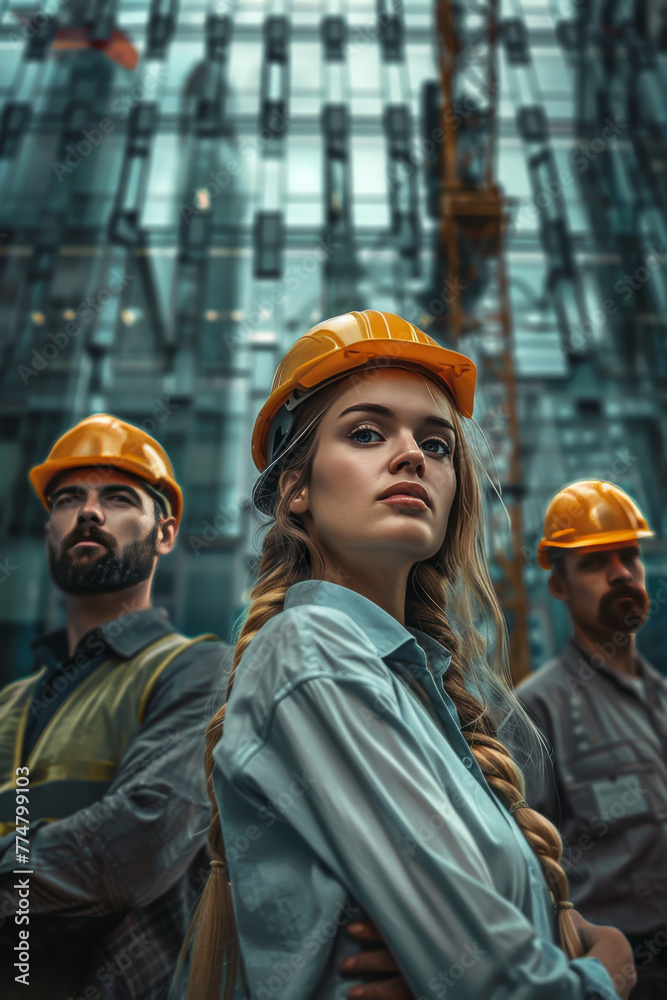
[[340, 920, 412, 999], [571, 910, 636, 1000]]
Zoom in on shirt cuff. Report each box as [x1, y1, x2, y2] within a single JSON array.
[[570, 956, 622, 1000]]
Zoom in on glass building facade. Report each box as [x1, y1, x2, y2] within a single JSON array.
[[0, 0, 664, 683]]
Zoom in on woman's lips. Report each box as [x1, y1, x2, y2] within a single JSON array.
[[379, 496, 429, 509]]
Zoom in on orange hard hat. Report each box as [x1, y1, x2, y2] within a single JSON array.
[[537, 480, 653, 569], [251, 309, 477, 472], [29, 413, 183, 528]]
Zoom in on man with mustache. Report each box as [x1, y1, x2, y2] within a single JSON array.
[[0, 413, 230, 1000], [517, 480, 667, 1000]]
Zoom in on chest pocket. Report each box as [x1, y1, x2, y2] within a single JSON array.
[[563, 739, 662, 831]]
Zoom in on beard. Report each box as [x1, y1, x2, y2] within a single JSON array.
[[48, 522, 159, 595], [598, 584, 650, 633]]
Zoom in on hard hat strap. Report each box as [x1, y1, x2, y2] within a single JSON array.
[[142, 482, 172, 519]]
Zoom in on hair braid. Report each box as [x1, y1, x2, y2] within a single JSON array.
[[408, 562, 584, 959]]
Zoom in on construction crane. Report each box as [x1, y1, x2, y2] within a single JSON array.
[[434, 0, 530, 683]]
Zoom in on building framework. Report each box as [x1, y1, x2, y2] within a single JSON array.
[[0, 0, 664, 682]]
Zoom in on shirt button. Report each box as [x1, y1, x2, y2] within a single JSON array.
[[462, 756, 473, 769]]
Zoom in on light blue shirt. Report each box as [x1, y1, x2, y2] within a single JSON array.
[[214, 580, 619, 1000]]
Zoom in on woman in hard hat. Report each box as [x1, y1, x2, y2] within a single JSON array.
[[186, 311, 633, 1000]]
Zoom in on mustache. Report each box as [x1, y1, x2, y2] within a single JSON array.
[[599, 585, 648, 612], [61, 524, 117, 555]]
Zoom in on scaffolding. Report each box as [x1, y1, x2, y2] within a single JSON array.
[[0, 0, 664, 684]]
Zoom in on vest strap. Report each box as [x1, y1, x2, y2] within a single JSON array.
[[0, 631, 220, 827], [137, 633, 218, 723]]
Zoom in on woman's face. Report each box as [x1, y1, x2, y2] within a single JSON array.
[[289, 368, 458, 576]]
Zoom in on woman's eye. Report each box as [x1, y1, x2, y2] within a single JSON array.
[[422, 437, 452, 458], [349, 425, 383, 444]]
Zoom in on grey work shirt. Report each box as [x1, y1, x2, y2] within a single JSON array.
[[517, 639, 667, 935]]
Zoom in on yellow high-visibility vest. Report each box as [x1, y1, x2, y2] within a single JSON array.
[[0, 631, 216, 834]]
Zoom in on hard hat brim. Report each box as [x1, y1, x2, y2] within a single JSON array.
[[537, 529, 654, 569], [30, 455, 183, 527], [252, 338, 476, 472]]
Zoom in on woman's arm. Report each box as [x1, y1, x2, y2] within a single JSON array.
[[217, 608, 619, 1000]]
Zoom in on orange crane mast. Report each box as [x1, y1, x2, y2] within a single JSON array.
[[435, 0, 530, 683]]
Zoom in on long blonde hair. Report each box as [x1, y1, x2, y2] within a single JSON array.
[[185, 367, 583, 1000]]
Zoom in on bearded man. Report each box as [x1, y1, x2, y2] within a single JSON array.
[[517, 481, 667, 1000], [0, 414, 228, 1000]]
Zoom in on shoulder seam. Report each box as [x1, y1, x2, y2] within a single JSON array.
[[233, 671, 391, 773]]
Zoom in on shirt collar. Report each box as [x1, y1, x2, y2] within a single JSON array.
[[566, 637, 656, 689], [283, 579, 452, 675], [406, 627, 453, 679], [31, 607, 175, 668]]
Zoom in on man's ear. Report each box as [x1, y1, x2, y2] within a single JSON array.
[[547, 570, 568, 602], [156, 516, 178, 555]]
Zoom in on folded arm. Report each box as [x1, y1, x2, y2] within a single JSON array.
[[225, 669, 618, 1000]]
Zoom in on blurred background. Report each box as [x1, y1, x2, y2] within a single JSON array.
[[0, 0, 665, 684]]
